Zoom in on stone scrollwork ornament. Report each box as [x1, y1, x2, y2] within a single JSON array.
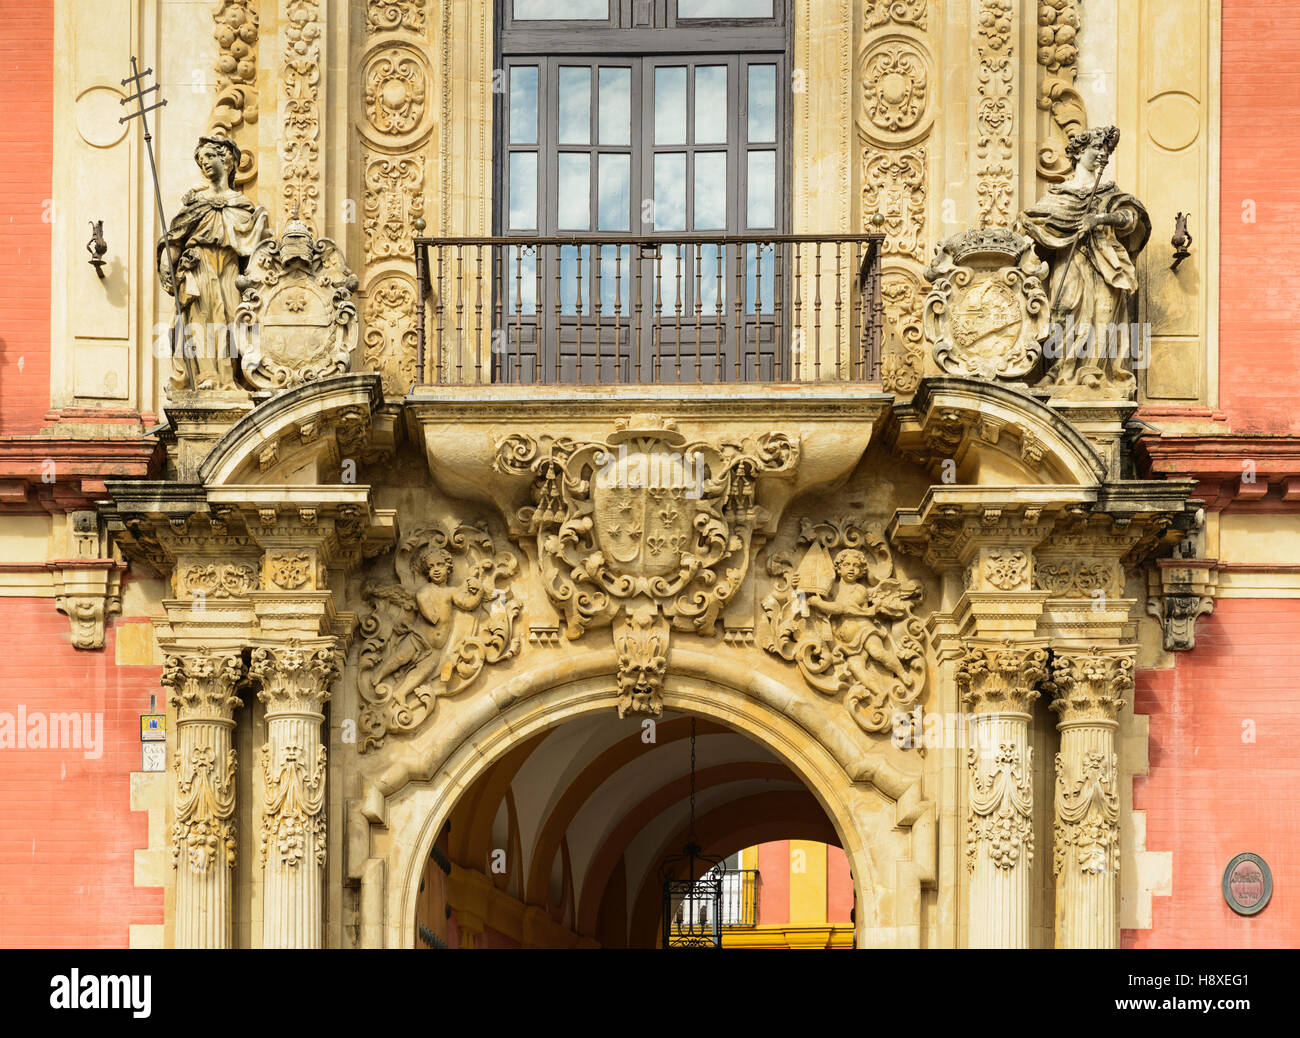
[[760, 517, 927, 733], [357, 523, 522, 749], [497, 414, 798, 716], [235, 213, 360, 392], [924, 228, 1050, 381]]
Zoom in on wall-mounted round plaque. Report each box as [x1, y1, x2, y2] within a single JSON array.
[[1222, 853, 1272, 916]]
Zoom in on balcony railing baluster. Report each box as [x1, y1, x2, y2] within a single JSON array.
[[412, 233, 883, 387]]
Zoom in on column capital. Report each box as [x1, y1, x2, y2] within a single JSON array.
[[1047, 649, 1134, 726], [250, 641, 342, 716], [161, 648, 246, 723], [957, 640, 1049, 715]]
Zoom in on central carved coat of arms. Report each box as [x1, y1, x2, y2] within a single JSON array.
[[497, 415, 799, 716]]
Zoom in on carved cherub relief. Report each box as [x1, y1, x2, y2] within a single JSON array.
[[357, 523, 521, 750], [762, 518, 927, 734]]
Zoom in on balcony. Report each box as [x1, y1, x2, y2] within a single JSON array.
[[413, 233, 884, 386]]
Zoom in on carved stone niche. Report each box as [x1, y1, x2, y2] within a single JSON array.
[[924, 229, 1050, 382], [236, 216, 360, 393]]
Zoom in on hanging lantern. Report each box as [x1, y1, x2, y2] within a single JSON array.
[[659, 718, 725, 948]]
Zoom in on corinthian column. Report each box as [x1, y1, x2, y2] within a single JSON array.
[[250, 642, 339, 949], [957, 641, 1048, 948], [1047, 650, 1133, 948], [162, 650, 245, 949]]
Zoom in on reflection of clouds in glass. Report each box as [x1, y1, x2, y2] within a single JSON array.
[[599, 244, 631, 312], [599, 67, 631, 146], [694, 152, 727, 229], [510, 67, 538, 145], [509, 152, 537, 229], [747, 150, 775, 228], [746, 243, 776, 313], [696, 244, 727, 311], [598, 154, 630, 230], [654, 153, 687, 230], [678, 0, 773, 16], [558, 153, 591, 229], [694, 66, 727, 144], [558, 67, 591, 145], [655, 67, 687, 145], [505, 246, 537, 314], [747, 65, 776, 143], [514, 0, 608, 18], [559, 246, 593, 314]]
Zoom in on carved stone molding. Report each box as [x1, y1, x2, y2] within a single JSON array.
[[363, 152, 425, 263], [864, 0, 927, 30], [162, 650, 245, 724], [923, 228, 1050, 381], [357, 522, 522, 748], [761, 516, 928, 733], [966, 741, 1034, 872], [49, 560, 123, 650], [862, 147, 927, 262], [1053, 749, 1119, 877], [880, 269, 925, 394], [957, 641, 1048, 715], [279, 0, 322, 226], [1046, 651, 1133, 724], [366, 0, 427, 34], [250, 642, 340, 716], [174, 742, 239, 875], [1147, 559, 1218, 652], [236, 217, 360, 392], [208, 0, 260, 187], [1035, 0, 1087, 182], [361, 274, 419, 395], [975, 0, 1016, 228]]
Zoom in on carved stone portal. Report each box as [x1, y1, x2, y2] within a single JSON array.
[[496, 414, 799, 716], [357, 522, 522, 749], [924, 228, 1050, 381], [760, 517, 927, 733], [236, 215, 360, 392]]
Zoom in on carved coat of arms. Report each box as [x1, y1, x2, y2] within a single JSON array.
[[236, 215, 360, 391], [761, 518, 927, 733], [497, 415, 798, 716], [924, 228, 1050, 381], [356, 522, 522, 750]]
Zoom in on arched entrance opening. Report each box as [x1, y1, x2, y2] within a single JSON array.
[[409, 709, 856, 949]]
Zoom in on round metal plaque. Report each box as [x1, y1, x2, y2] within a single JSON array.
[[1222, 853, 1272, 916]]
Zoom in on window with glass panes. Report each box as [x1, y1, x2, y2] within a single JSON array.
[[497, 0, 787, 383]]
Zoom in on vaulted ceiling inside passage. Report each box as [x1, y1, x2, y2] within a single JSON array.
[[444, 709, 839, 945]]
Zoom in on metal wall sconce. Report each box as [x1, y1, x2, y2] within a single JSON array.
[[87, 220, 108, 278], [1171, 212, 1192, 272]]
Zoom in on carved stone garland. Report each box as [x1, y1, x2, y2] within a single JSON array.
[[760, 517, 928, 734], [497, 415, 798, 718], [1036, 0, 1088, 182], [208, 0, 260, 187], [357, 522, 522, 749], [162, 649, 245, 949]]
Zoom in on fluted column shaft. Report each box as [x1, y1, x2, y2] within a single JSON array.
[[959, 642, 1048, 949], [251, 643, 340, 949], [163, 650, 245, 949], [1049, 651, 1132, 949]]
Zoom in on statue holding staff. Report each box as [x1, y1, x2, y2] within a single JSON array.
[[157, 134, 269, 391], [1015, 126, 1150, 392]]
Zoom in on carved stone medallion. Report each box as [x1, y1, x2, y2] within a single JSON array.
[[924, 228, 1050, 381]]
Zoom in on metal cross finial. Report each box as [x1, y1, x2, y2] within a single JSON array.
[[119, 57, 197, 389]]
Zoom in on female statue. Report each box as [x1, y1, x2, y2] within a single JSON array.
[[1016, 126, 1150, 391], [157, 135, 269, 391]]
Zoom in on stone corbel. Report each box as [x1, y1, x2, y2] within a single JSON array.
[[1147, 557, 1218, 651], [48, 559, 124, 650]]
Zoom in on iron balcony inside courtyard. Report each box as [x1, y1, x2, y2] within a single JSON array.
[[413, 233, 885, 386]]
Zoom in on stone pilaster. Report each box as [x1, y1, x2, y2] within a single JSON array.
[[250, 642, 340, 949], [1047, 649, 1132, 948], [162, 649, 245, 949], [957, 641, 1048, 949]]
